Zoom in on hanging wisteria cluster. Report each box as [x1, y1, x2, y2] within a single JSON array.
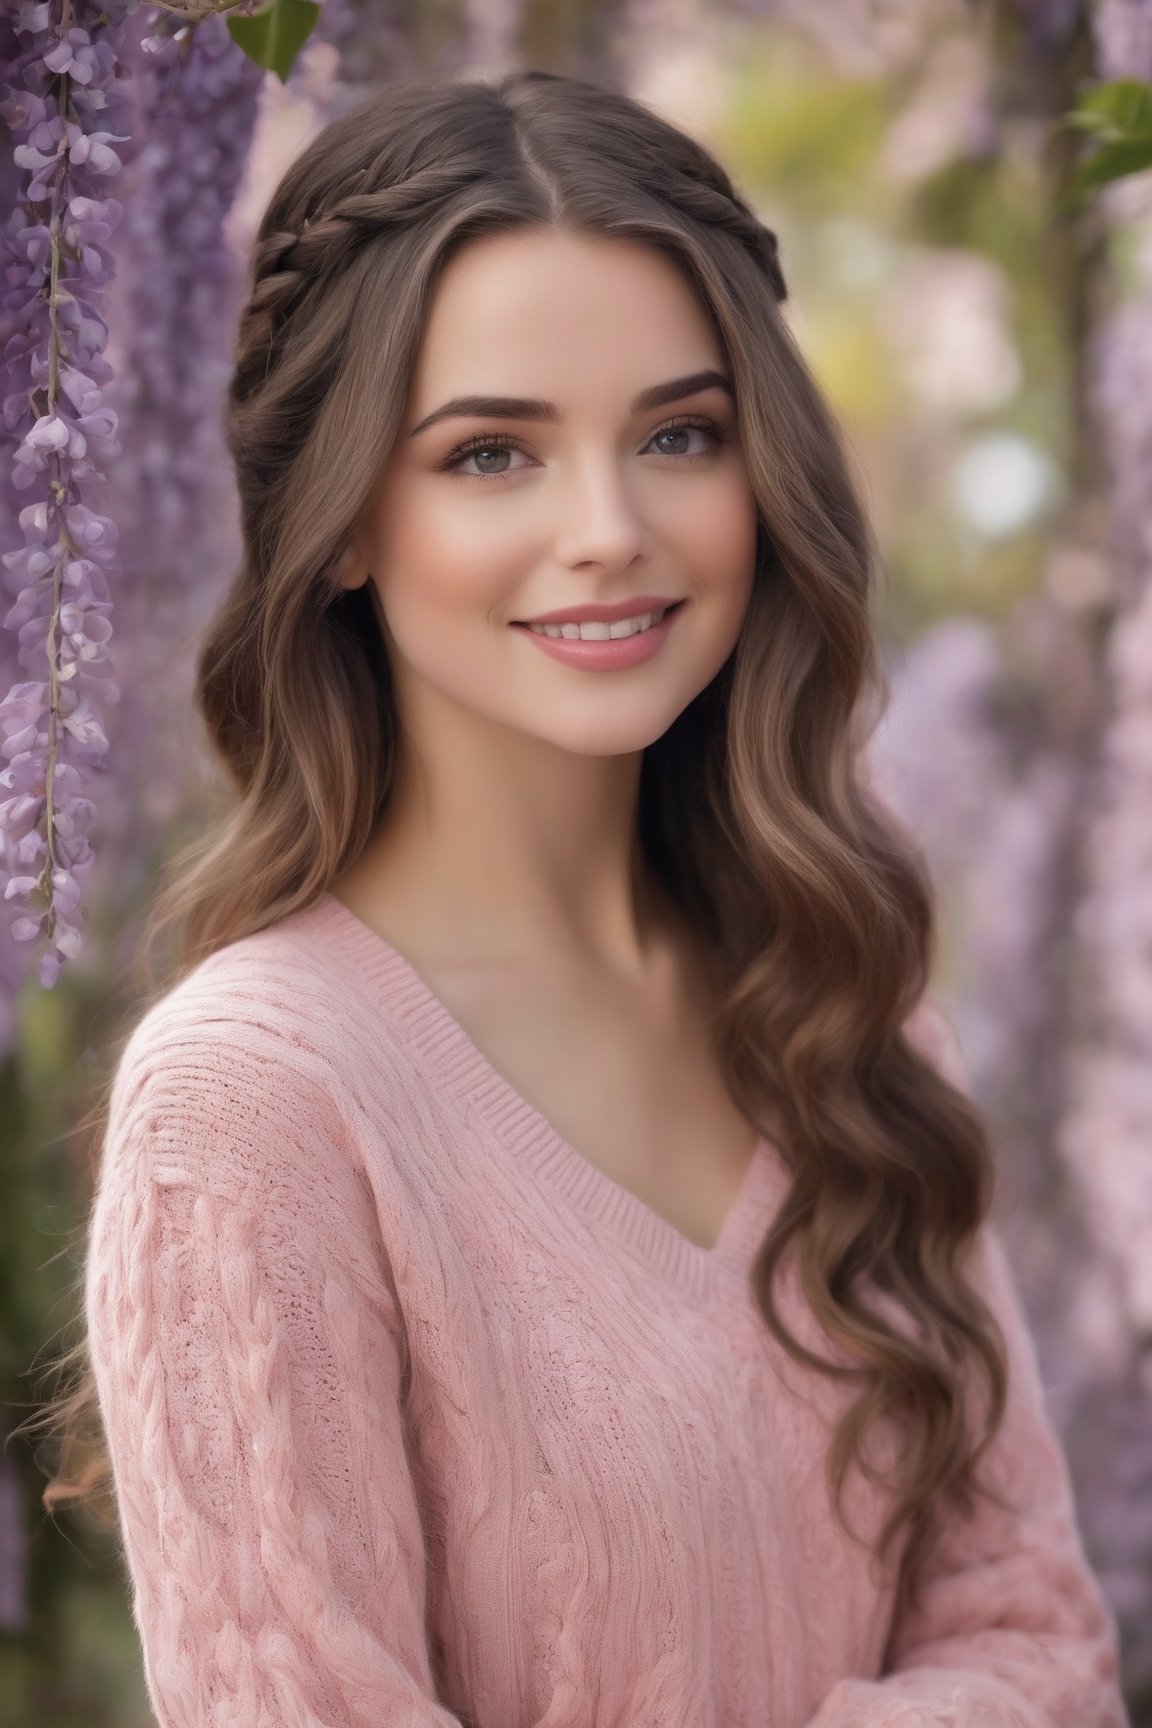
[[0, 0, 139, 994], [0, 0, 410, 1025], [0, 0, 359, 1025], [87, 7, 269, 986]]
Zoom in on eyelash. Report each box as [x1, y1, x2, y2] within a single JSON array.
[[438, 414, 727, 482]]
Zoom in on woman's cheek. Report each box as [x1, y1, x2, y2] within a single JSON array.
[[408, 498, 537, 605]]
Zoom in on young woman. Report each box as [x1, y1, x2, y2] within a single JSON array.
[[79, 67, 1127, 1728]]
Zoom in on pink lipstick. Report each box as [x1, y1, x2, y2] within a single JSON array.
[[510, 600, 685, 671]]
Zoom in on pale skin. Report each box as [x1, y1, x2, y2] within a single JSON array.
[[330, 226, 765, 1250]]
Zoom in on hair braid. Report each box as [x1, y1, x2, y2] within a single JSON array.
[[233, 161, 484, 403], [672, 173, 788, 301]]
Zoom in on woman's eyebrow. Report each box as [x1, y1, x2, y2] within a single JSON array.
[[408, 369, 733, 437]]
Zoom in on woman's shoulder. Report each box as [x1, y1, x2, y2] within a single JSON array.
[[107, 898, 411, 1138]]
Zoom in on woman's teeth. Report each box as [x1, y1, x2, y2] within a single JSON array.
[[525, 606, 669, 641]]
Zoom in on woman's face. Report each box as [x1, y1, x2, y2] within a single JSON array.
[[347, 226, 759, 760]]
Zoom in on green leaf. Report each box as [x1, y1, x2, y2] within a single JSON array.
[[1066, 135, 1152, 197], [1066, 78, 1152, 140], [226, 0, 322, 83], [1060, 78, 1152, 205]]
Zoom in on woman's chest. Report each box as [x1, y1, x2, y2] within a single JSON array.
[[418, 951, 762, 1253]]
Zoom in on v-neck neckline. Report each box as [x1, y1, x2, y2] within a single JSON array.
[[299, 890, 778, 1302]]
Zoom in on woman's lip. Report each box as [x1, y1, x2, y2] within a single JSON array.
[[510, 600, 684, 670]]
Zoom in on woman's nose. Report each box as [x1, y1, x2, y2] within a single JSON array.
[[550, 455, 655, 572]]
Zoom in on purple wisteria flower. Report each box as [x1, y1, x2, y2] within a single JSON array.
[[0, 0, 141, 989], [1, 2, 353, 1005]]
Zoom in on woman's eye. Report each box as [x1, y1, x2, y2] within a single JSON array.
[[646, 420, 723, 459], [444, 438, 531, 480]]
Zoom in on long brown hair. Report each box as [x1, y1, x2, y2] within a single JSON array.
[[17, 65, 1009, 1623]]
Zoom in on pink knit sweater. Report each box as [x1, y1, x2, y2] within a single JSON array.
[[84, 890, 1128, 1728]]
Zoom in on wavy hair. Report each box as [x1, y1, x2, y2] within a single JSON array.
[[18, 66, 1010, 1624]]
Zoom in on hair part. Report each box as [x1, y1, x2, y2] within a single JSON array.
[[17, 65, 1010, 1625]]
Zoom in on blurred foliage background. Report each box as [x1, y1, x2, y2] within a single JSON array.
[[2, 0, 1150, 1720]]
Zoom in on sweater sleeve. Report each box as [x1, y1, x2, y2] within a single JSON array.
[[804, 1001, 1130, 1728], [84, 1020, 466, 1728]]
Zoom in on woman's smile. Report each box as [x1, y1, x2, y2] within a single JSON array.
[[510, 598, 688, 671]]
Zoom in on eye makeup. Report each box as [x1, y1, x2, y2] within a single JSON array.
[[437, 414, 729, 482]]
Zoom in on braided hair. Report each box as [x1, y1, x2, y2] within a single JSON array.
[[230, 70, 786, 412]]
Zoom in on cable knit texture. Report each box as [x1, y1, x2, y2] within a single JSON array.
[[84, 891, 1129, 1728]]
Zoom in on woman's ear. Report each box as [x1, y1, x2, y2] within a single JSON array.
[[336, 540, 370, 591]]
